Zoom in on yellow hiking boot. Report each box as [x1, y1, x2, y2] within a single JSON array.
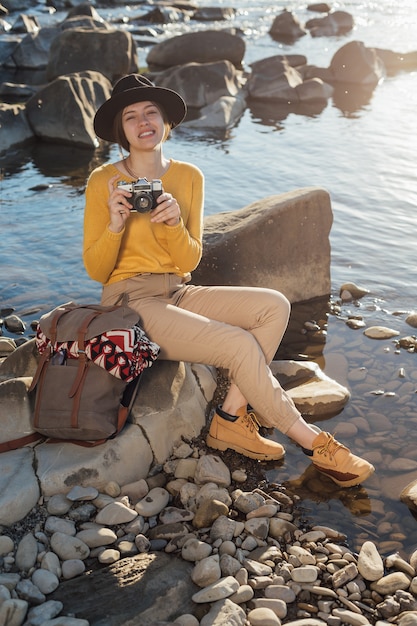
[[309, 430, 375, 488], [206, 406, 285, 461]]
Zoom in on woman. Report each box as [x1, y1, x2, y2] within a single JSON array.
[[83, 73, 374, 488]]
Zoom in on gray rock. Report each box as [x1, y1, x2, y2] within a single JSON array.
[[329, 40, 385, 85], [200, 597, 246, 625], [192, 187, 332, 303], [194, 454, 231, 487], [50, 532, 90, 561], [269, 9, 307, 42], [95, 501, 138, 525], [48, 552, 197, 624], [0, 448, 40, 526], [26, 70, 110, 148], [147, 29, 245, 70], [270, 359, 350, 416], [0, 102, 34, 154], [157, 59, 244, 109], [192, 575, 239, 603], [11, 26, 57, 69], [26, 600, 64, 626], [0, 599, 29, 625], [306, 10, 354, 37], [15, 532, 38, 571], [46, 27, 137, 82]]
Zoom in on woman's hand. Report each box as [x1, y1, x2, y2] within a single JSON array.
[[107, 174, 132, 233], [150, 192, 181, 226]]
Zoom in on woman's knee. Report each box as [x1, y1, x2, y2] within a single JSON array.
[[260, 288, 291, 324]]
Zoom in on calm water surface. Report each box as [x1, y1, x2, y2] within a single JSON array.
[[1, 0, 417, 555]]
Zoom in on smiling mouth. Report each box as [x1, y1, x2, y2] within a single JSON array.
[[139, 130, 154, 138]]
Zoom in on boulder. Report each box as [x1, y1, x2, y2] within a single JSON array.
[[64, 3, 107, 22], [1, 0, 37, 11], [250, 54, 308, 72], [329, 40, 385, 85], [155, 59, 244, 109], [191, 187, 332, 303], [60, 14, 112, 32], [4, 26, 59, 69], [0, 338, 39, 379], [184, 93, 246, 129], [9, 13, 39, 34], [271, 360, 350, 416], [306, 10, 354, 37], [137, 6, 187, 24], [0, 80, 38, 99], [247, 57, 334, 104], [0, 354, 216, 513], [0, 377, 34, 446], [35, 422, 155, 497], [193, 7, 235, 21], [307, 3, 331, 12], [46, 27, 137, 82], [130, 360, 216, 465], [0, 36, 19, 66], [25, 70, 111, 148], [0, 447, 40, 525], [49, 552, 198, 625], [295, 77, 333, 102], [146, 29, 245, 70], [374, 48, 417, 76], [0, 102, 34, 153], [269, 9, 307, 43], [246, 56, 303, 102]]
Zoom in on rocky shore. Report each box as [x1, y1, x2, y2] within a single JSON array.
[[2, 286, 417, 626], [1, 434, 417, 626]]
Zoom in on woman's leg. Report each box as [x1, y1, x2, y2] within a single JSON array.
[[102, 276, 375, 485], [125, 281, 299, 432], [177, 283, 291, 416]]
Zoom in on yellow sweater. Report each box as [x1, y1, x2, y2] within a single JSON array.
[[83, 159, 204, 286]]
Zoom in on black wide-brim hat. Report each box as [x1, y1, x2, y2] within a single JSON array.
[[94, 74, 187, 143]]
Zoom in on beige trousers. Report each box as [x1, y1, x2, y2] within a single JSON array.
[[101, 273, 300, 433]]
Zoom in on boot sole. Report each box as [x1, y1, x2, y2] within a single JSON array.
[[314, 463, 375, 488], [206, 434, 285, 461]]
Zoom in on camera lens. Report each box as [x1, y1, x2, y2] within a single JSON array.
[[134, 192, 153, 212]]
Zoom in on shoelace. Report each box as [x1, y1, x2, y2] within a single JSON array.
[[316, 433, 345, 459], [242, 411, 261, 432]]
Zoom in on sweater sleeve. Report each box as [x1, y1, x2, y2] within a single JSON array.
[[83, 167, 124, 284]]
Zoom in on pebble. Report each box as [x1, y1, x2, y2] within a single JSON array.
[[135, 487, 170, 517], [15, 533, 38, 571], [193, 498, 229, 529], [191, 575, 239, 603], [363, 326, 400, 339], [357, 541, 384, 581], [182, 538, 212, 562], [95, 501, 138, 525], [191, 554, 221, 587], [248, 607, 281, 625], [339, 282, 370, 300], [66, 486, 99, 501], [61, 559, 85, 580], [0, 536, 14, 556]]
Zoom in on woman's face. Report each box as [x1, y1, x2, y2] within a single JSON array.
[[121, 100, 168, 150]]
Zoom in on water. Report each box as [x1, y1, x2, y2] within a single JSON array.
[[1, 0, 417, 556]]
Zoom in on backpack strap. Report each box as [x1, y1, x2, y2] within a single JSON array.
[[0, 432, 44, 453]]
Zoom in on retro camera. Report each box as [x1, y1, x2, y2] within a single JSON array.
[[117, 177, 163, 213]]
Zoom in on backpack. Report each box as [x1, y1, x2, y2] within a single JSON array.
[[0, 302, 160, 451]]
